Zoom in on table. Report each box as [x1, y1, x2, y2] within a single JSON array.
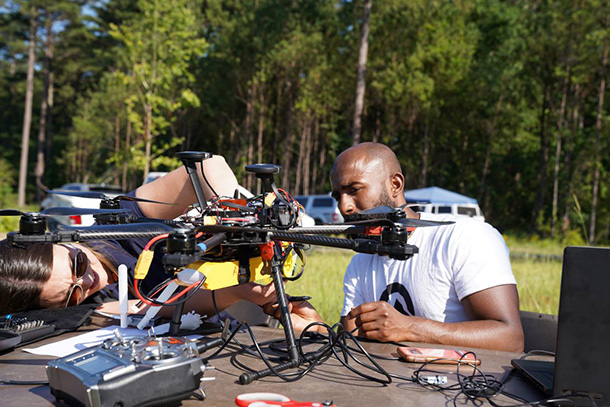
[[0, 317, 549, 407]]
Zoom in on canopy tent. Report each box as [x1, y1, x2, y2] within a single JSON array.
[[404, 186, 478, 204]]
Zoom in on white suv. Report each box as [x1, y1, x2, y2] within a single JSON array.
[[40, 183, 124, 227], [294, 195, 344, 225]]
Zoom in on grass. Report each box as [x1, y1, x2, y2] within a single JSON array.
[[286, 247, 353, 324], [287, 241, 564, 323], [512, 258, 562, 314]]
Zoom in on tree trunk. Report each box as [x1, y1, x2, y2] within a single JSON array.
[[561, 83, 581, 227], [122, 118, 132, 191], [245, 82, 256, 191], [479, 94, 503, 199], [144, 104, 152, 181], [114, 110, 121, 185], [257, 88, 265, 165], [271, 78, 283, 166], [352, 0, 372, 145], [589, 29, 608, 244], [373, 107, 381, 143], [281, 74, 295, 189], [303, 118, 316, 195], [311, 116, 321, 193], [18, 9, 37, 207], [419, 119, 430, 188], [294, 115, 309, 194], [35, 18, 55, 202], [551, 75, 569, 236], [531, 84, 550, 229]]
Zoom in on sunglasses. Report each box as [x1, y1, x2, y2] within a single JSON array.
[[63, 245, 90, 308]]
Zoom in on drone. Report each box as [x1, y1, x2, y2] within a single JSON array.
[[2, 150, 452, 383]]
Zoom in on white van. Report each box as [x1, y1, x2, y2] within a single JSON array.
[[404, 187, 485, 221], [413, 203, 485, 221]]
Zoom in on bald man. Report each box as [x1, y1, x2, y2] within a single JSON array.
[[327, 142, 523, 352]]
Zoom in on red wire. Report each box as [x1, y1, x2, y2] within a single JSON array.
[[134, 279, 155, 306], [135, 233, 203, 306], [143, 233, 169, 251]]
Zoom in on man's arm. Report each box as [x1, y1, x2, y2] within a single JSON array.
[[341, 284, 524, 352]]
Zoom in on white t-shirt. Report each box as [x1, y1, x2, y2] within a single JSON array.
[[341, 213, 516, 323]]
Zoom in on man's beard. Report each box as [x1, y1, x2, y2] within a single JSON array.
[[342, 188, 397, 223]]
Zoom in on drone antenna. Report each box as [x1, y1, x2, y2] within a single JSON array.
[[176, 151, 213, 210]]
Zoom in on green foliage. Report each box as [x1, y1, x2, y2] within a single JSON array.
[[562, 229, 586, 247], [0, 158, 18, 232], [109, 0, 207, 140]]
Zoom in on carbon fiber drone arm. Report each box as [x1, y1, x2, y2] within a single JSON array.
[[268, 231, 418, 260], [6, 223, 176, 245]]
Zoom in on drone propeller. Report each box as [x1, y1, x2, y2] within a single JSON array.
[[0, 209, 25, 217], [46, 190, 175, 206], [0, 207, 128, 217], [343, 205, 454, 228], [358, 205, 397, 215], [345, 217, 454, 228]]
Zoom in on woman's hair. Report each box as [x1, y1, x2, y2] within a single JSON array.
[[0, 240, 54, 315], [0, 240, 118, 315]]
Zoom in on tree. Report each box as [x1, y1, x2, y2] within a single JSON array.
[[589, 13, 609, 244], [33, 0, 83, 202], [352, 0, 371, 144], [110, 0, 206, 181], [17, 3, 37, 207]]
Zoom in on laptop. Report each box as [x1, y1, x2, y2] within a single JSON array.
[[511, 246, 610, 406]]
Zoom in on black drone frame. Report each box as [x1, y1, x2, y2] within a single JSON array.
[[3, 151, 451, 384]]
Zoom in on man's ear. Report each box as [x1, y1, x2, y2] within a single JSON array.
[[389, 172, 405, 198]]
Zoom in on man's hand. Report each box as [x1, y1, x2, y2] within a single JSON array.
[[262, 298, 325, 333], [346, 301, 412, 342]]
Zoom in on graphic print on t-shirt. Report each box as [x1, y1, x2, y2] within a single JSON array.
[[379, 282, 415, 316]]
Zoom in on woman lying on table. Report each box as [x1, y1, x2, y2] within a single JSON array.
[[0, 155, 276, 317]]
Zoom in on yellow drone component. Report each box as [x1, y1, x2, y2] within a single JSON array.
[[186, 247, 299, 290], [134, 250, 155, 280], [203, 216, 219, 225]]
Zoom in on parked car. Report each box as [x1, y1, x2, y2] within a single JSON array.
[[143, 171, 169, 185], [40, 183, 125, 228], [294, 194, 344, 225]]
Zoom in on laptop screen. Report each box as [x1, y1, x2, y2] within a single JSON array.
[[552, 246, 610, 406]]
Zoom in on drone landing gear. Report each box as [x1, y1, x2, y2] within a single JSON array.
[[238, 243, 302, 385]]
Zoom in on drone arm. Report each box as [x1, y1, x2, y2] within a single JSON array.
[[269, 232, 418, 260]]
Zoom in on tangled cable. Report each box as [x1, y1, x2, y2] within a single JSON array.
[[210, 321, 393, 385]]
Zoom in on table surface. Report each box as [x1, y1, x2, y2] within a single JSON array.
[[0, 317, 549, 407]]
